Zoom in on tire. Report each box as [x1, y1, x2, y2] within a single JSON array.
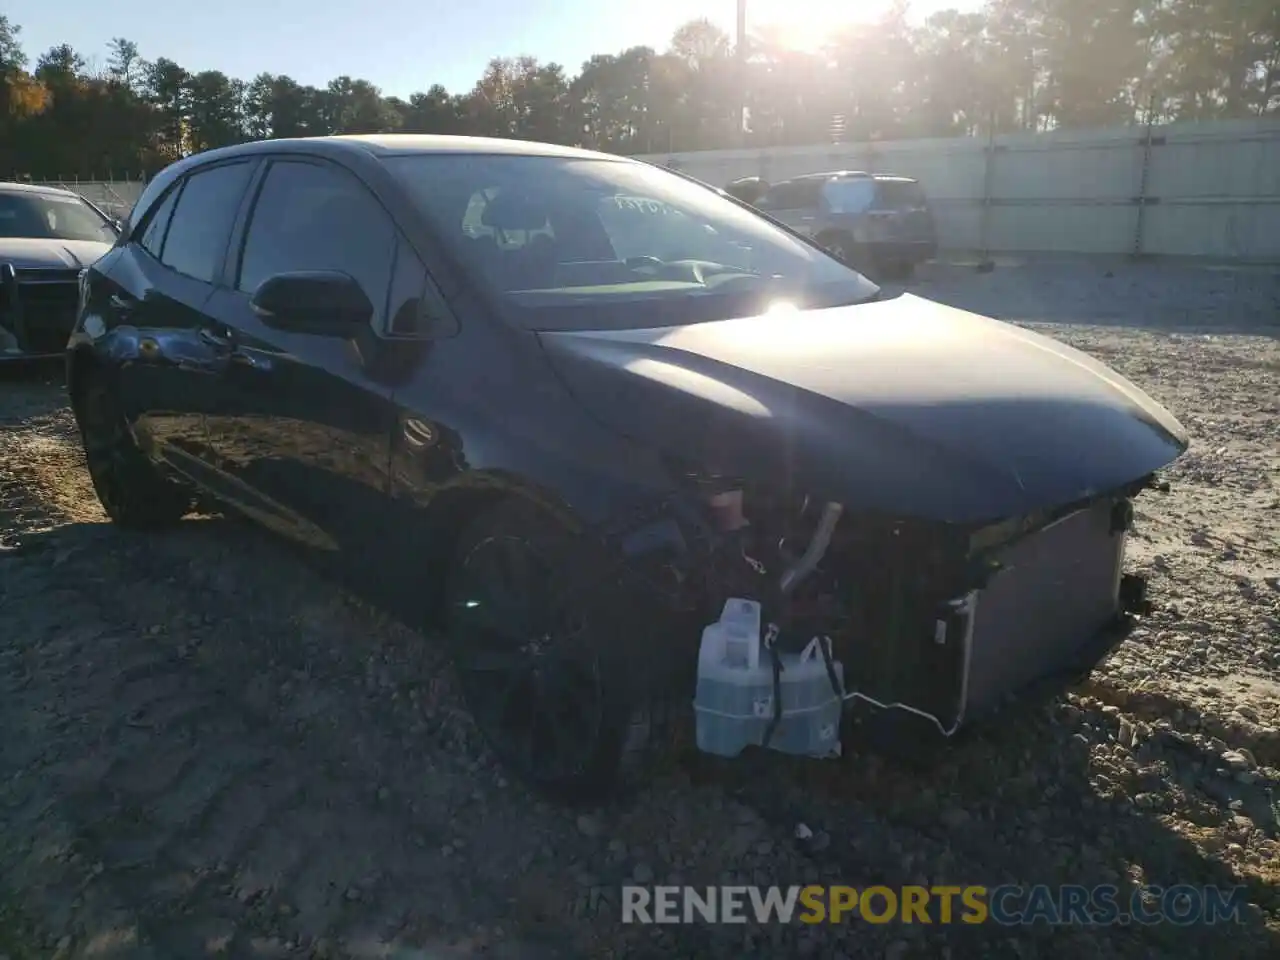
[[73, 369, 193, 529], [444, 497, 663, 804]]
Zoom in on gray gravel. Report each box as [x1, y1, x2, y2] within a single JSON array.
[[1, 258, 1278, 959]]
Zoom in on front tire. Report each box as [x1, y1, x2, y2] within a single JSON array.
[[445, 498, 657, 803], [73, 370, 193, 529]]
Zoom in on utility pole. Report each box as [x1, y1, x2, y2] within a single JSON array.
[[736, 0, 748, 147]]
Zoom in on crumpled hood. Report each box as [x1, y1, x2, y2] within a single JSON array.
[[0, 238, 112, 271], [536, 293, 1189, 524]]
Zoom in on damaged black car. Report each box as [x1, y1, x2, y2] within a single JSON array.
[[66, 135, 1189, 801]]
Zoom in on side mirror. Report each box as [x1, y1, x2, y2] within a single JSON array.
[[249, 271, 372, 337]]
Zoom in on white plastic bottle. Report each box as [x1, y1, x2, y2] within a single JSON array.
[[702, 597, 761, 670]]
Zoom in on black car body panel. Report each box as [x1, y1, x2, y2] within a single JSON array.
[[537, 293, 1187, 525], [66, 134, 1188, 759]]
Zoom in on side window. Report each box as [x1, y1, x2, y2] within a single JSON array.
[[874, 180, 926, 210], [138, 184, 181, 260], [758, 182, 815, 211], [237, 160, 396, 326], [160, 162, 253, 283], [386, 236, 430, 336], [823, 178, 876, 215]]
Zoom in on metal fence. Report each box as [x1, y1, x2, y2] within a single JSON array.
[[14, 177, 147, 221], [636, 117, 1280, 263]]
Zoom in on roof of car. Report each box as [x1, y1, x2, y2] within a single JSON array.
[[786, 170, 871, 182], [331, 134, 616, 159], [188, 134, 622, 164], [141, 135, 635, 197], [0, 181, 81, 198], [773, 171, 920, 185]]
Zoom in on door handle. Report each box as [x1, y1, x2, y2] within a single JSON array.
[[199, 327, 234, 350], [198, 325, 273, 373], [229, 350, 272, 372], [108, 293, 136, 313]]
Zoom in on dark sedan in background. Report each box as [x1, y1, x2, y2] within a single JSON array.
[[0, 182, 119, 359], [66, 134, 1185, 802], [742, 171, 938, 280]]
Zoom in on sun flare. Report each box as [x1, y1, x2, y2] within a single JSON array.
[[743, 0, 899, 49]]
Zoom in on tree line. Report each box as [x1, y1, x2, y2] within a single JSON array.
[[1, 0, 1276, 181]]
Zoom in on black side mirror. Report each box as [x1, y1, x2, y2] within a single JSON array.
[[250, 271, 372, 337]]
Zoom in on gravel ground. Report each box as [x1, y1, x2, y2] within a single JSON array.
[[1, 259, 1278, 959]]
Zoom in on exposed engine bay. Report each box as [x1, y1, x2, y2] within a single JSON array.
[[607, 468, 1159, 750]]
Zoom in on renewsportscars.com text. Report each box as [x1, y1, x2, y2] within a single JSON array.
[[621, 884, 1248, 926]]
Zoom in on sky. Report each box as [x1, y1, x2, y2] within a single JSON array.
[[5, 0, 978, 98]]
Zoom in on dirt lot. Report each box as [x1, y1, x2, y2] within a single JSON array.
[[1, 259, 1278, 959]]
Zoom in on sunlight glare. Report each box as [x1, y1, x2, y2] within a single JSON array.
[[746, 0, 897, 49]]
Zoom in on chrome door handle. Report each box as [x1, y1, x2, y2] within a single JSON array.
[[108, 294, 135, 312]]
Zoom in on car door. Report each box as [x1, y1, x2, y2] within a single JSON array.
[[755, 180, 824, 238], [876, 179, 935, 247], [102, 159, 257, 480], [199, 157, 403, 578]]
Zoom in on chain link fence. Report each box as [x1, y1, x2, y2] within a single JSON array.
[[8, 176, 148, 220]]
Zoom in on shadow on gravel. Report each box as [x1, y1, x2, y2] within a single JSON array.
[[0, 357, 62, 382], [1, 515, 598, 959], [8, 513, 1276, 958], [674, 691, 1280, 959]]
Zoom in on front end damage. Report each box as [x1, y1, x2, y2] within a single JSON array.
[[535, 295, 1191, 757], [605, 470, 1162, 753]]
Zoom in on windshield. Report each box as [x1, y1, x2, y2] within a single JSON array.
[[0, 191, 117, 243], [386, 154, 878, 331]]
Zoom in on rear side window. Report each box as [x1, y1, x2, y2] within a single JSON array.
[[874, 180, 926, 209], [757, 180, 822, 211], [138, 185, 181, 260], [237, 160, 396, 325], [160, 161, 254, 283], [822, 178, 876, 215]]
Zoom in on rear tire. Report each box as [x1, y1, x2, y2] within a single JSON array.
[[445, 497, 663, 804], [73, 370, 193, 529]]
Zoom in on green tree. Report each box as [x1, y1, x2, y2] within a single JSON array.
[[0, 2, 1277, 180], [187, 70, 246, 151], [146, 57, 190, 159]]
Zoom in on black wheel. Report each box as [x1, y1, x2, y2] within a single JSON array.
[[445, 498, 656, 803], [73, 369, 193, 528]]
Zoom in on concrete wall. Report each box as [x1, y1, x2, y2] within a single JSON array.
[[635, 118, 1280, 263]]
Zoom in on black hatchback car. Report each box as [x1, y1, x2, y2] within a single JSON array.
[[751, 171, 937, 279], [68, 135, 1185, 801]]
